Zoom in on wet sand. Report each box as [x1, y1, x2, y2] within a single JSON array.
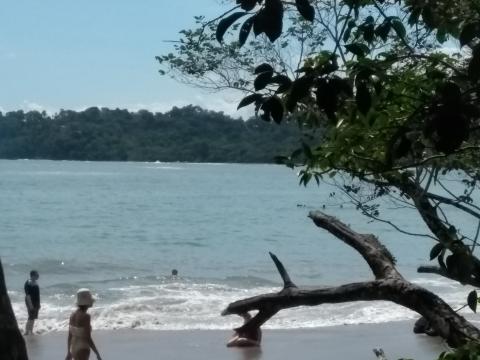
[[25, 321, 448, 360]]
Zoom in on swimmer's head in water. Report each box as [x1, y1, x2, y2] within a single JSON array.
[[171, 269, 178, 276]]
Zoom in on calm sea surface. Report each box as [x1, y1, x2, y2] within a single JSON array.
[[0, 160, 474, 332]]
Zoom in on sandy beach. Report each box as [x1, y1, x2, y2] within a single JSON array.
[[25, 321, 448, 360]]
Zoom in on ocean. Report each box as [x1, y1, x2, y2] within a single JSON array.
[[0, 160, 475, 333]]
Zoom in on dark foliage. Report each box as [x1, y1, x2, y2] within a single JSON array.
[[0, 106, 301, 163]]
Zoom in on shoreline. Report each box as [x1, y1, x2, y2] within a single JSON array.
[[25, 321, 448, 360]]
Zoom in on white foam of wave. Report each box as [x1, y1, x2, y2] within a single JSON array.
[[412, 277, 460, 289], [9, 281, 444, 334], [144, 166, 185, 170]]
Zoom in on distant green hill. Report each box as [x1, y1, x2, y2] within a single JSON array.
[[0, 105, 303, 163]]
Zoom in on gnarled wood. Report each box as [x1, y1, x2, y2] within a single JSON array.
[[308, 212, 399, 279], [0, 259, 28, 360], [221, 211, 480, 347]]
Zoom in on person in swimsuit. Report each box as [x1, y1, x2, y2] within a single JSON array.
[[227, 312, 262, 347], [24, 270, 40, 335], [65, 289, 102, 360]]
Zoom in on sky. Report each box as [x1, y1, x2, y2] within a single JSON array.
[[0, 0, 250, 117]]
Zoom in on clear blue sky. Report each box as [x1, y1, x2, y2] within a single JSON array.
[[0, 0, 245, 115]]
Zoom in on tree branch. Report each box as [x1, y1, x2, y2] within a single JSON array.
[[418, 265, 480, 288], [269, 252, 297, 289], [425, 192, 480, 220], [308, 211, 399, 279]]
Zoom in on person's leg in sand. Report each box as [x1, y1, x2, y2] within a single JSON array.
[[71, 348, 90, 360]]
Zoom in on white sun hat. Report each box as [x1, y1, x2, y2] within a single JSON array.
[[76, 288, 95, 306]]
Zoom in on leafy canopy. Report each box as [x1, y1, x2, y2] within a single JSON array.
[[161, 0, 480, 344]]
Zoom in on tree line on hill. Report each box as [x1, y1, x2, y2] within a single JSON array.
[[0, 105, 303, 163]]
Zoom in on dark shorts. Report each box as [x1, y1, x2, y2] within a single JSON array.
[[28, 308, 39, 320]]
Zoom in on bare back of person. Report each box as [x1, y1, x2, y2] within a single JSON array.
[[69, 309, 91, 360], [66, 289, 101, 360]]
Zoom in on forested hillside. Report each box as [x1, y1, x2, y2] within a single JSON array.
[[0, 105, 302, 163]]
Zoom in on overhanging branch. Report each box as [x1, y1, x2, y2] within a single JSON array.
[[418, 265, 480, 288], [425, 192, 480, 220]]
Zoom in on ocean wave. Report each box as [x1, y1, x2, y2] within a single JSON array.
[[144, 166, 185, 170], [10, 278, 467, 334], [411, 277, 460, 289]]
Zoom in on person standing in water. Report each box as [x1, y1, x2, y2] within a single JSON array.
[[65, 289, 102, 360], [24, 270, 40, 335]]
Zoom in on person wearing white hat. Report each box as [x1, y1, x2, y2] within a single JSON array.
[[65, 289, 102, 360]]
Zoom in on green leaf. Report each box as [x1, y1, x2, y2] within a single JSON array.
[[365, 16, 374, 25], [421, 7, 437, 29], [263, 96, 284, 124], [468, 290, 478, 313], [429, 243, 444, 260], [286, 76, 313, 111], [295, 0, 315, 22], [254, 71, 274, 91], [316, 79, 337, 121], [238, 0, 259, 11], [436, 28, 447, 43], [362, 24, 375, 43], [237, 94, 263, 109], [216, 12, 248, 43], [254, 63, 274, 74], [262, 0, 284, 42], [330, 77, 353, 97], [408, 7, 421, 26], [345, 43, 370, 58], [356, 82, 371, 115], [468, 45, 480, 82], [253, 10, 265, 36], [239, 16, 256, 47], [271, 75, 292, 93], [375, 22, 391, 42], [343, 27, 352, 43], [343, 20, 356, 43], [302, 142, 312, 159], [390, 18, 406, 39], [459, 22, 480, 47]]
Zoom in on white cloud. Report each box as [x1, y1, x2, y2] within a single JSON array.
[[20, 101, 56, 114], [101, 93, 255, 119], [8, 92, 256, 120]]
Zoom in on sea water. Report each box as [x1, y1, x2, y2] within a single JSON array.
[[0, 160, 475, 333]]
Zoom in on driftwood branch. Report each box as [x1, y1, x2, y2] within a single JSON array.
[[221, 211, 480, 348], [0, 259, 28, 360], [308, 212, 399, 279], [269, 252, 296, 289]]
